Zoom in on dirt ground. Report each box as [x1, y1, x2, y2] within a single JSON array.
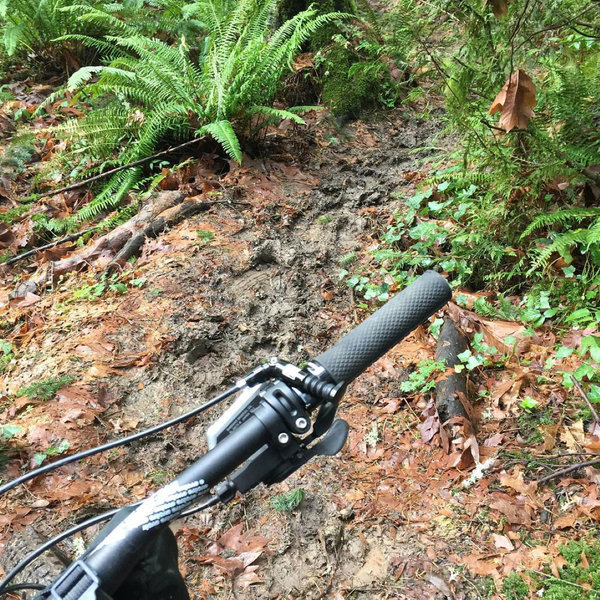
[[115, 110, 453, 599], [0, 109, 493, 599]]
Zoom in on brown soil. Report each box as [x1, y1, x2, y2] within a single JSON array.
[[1, 109, 460, 599]]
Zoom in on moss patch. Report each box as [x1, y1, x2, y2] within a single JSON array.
[[321, 43, 382, 121]]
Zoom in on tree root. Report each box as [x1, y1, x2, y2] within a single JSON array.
[[8, 191, 220, 298]]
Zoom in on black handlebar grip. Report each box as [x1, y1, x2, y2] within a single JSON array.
[[313, 271, 452, 384]]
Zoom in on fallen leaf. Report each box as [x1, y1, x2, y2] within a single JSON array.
[[554, 514, 576, 529], [17, 293, 42, 308], [352, 547, 389, 588], [540, 424, 560, 451], [499, 466, 537, 496], [489, 70, 536, 132], [426, 574, 454, 598], [458, 552, 500, 576], [492, 533, 515, 552], [419, 400, 441, 444], [489, 493, 534, 526], [560, 421, 585, 451], [551, 555, 567, 578], [581, 551, 590, 569], [483, 433, 504, 447]]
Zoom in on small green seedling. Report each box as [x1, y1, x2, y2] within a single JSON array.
[[270, 488, 305, 512], [519, 397, 539, 413], [16, 375, 77, 402], [196, 229, 215, 243]]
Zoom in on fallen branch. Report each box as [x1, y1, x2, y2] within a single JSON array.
[[103, 198, 224, 277], [435, 318, 470, 423], [571, 374, 600, 427], [35, 138, 205, 198], [9, 191, 186, 297], [536, 457, 600, 484], [4, 227, 99, 266]]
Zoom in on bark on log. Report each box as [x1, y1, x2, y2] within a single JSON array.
[[8, 191, 185, 296], [435, 317, 470, 423], [103, 196, 215, 276]]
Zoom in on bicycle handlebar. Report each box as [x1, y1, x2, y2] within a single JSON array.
[[314, 270, 452, 384], [5, 271, 451, 600]]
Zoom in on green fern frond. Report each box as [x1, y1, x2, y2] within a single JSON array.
[[247, 105, 305, 124], [522, 208, 600, 238], [76, 167, 142, 223], [42, 0, 345, 213], [199, 120, 242, 162]]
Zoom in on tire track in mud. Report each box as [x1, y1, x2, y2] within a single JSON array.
[[113, 112, 448, 600]]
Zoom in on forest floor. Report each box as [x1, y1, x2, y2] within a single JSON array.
[[1, 90, 599, 600]]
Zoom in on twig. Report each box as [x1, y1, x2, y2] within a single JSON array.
[[35, 138, 204, 199], [536, 458, 600, 484], [528, 570, 586, 590], [571, 374, 600, 427], [4, 227, 99, 266], [532, 452, 600, 459]]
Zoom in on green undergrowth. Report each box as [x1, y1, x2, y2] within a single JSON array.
[[341, 0, 600, 327], [270, 488, 305, 512], [16, 374, 77, 401], [31, 0, 347, 227], [503, 539, 600, 600]]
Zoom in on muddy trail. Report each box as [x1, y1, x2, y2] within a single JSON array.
[[1, 110, 460, 600]]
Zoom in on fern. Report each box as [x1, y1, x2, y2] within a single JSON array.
[[522, 208, 600, 238], [76, 167, 142, 222], [527, 214, 600, 273], [199, 120, 242, 162], [0, 0, 201, 59], [43, 0, 348, 223]]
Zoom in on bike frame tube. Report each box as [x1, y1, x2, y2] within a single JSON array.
[[82, 414, 270, 597]]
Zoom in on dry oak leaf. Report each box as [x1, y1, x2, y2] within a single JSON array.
[[488, 0, 509, 18], [489, 492, 535, 526], [499, 466, 537, 497], [489, 70, 536, 132]]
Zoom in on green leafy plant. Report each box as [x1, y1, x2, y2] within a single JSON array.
[[0, 423, 23, 464], [0, 0, 97, 56], [16, 374, 77, 401], [270, 488, 305, 512], [502, 571, 529, 600], [519, 397, 539, 413], [0, 339, 14, 373], [33, 439, 70, 466], [353, 0, 600, 317], [0, 0, 199, 60], [530, 539, 600, 599], [400, 359, 445, 394], [44, 0, 346, 223], [69, 272, 128, 301], [0, 424, 22, 440], [196, 229, 214, 243]]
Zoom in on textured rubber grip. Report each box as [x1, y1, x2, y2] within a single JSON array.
[[314, 271, 451, 384]]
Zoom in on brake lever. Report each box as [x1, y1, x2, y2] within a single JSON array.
[[206, 358, 349, 498]]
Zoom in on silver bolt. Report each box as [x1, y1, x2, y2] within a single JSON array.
[[295, 417, 308, 430], [278, 432, 290, 445]]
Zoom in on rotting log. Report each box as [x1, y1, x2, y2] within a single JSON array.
[[435, 317, 470, 423], [103, 196, 217, 277], [7, 191, 185, 297]]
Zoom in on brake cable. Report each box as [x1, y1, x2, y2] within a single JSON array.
[[0, 385, 240, 497], [0, 272, 453, 600]]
